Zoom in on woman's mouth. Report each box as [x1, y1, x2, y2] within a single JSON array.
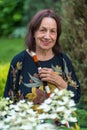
[[41, 40, 51, 46]]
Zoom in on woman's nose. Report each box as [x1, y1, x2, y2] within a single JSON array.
[[44, 31, 50, 39]]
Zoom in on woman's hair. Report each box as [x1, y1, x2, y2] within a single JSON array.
[[25, 9, 62, 54]]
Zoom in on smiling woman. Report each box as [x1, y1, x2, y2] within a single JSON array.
[[34, 17, 57, 57], [3, 9, 80, 105]]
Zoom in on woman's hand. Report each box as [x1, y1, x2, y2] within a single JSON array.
[[38, 67, 67, 90]]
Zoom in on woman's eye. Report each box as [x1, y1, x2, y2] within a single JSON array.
[[40, 29, 45, 32], [51, 30, 56, 33]]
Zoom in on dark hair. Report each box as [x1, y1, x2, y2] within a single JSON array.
[[25, 9, 62, 54]]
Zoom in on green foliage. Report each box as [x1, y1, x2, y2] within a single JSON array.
[[0, 0, 61, 37], [77, 109, 87, 128], [61, 0, 87, 104], [0, 64, 9, 97], [21, 0, 61, 24], [0, 38, 24, 64], [0, 0, 24, 36], [10, 27, 27, 38]]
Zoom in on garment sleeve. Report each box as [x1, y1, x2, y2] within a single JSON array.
[[63, 54, 81, 103], [3, 56, 22, 98], [3, 61, 15, 97]]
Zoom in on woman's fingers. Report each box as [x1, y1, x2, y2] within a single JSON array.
[[38, 67, 58, 84], [38, 68, 54, 79], [38, 67, 67, 89]]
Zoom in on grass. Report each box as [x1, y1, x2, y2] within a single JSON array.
[[0, 38, 25, 64], [81, 128, 87, 130]]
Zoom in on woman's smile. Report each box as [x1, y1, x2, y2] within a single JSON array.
[[41, 39, 51, 46]]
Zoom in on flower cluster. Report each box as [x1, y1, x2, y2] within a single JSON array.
[[38, 89, 77, 124], [0, 89, 78, 130]]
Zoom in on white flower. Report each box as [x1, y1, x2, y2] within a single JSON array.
[[4, 115, 16, 122], [68, 90, 74, 97], [26, 109, 36, 115], [38, 104, 51, 112], [47, 113, 58, 119], [0, 88, 77, 130], [27, 101, 33, 106], [50, 93, 55, 98], [61, 120, 70, 128], [0, 124, 9, 129], [54, 88, 59, 94], [0, 111, 7, 116], [61, 120, 68, 124], [36, 123, 57, 130], [0, 121, 4, 129], [57, 89, 65, 96], [44, 98, 52, 104], [68, 117, 77, 122], [19, 111, 26, 117], [68, 100, 75, 107], [20, 125, 34, 130], [51, 100, 58, 105], [38, 113, 50, 120], [10, 104, 20, 111], [56, 106, 65, 112], [57, 100, 66, 105], [63, 109, 72, 116], [62, 96, 69, 103], [14, 117, 22, 124]]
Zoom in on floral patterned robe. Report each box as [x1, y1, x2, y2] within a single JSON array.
[[3, 50, 81, 103]]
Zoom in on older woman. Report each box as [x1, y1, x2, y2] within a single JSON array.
[[4, 9, 81, 103]]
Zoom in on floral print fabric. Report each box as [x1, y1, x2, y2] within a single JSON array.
[[4, 50, 81, 103]]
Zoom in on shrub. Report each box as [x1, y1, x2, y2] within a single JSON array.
[[61, 0, 87, 104], [0, 63, 9, 97], [0, 0, 61, 37]]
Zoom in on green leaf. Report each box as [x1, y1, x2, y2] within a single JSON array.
[[23, 82, 43, 88], [28, 73, 41, 83], [63, 58, 69, 78], [12, 13, 22, 21], [51, 64, 62, 75]]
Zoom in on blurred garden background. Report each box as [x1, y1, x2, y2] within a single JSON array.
[[0, 0, 87, 129]]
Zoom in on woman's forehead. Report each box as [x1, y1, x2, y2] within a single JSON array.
[[39, 17, 57, 29]]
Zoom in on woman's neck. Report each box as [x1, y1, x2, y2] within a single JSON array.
[[36, 49, 54, 61], [26, 49, 54, 61]]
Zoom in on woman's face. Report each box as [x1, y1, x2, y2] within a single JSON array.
[[34, 17, 57, 51]]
